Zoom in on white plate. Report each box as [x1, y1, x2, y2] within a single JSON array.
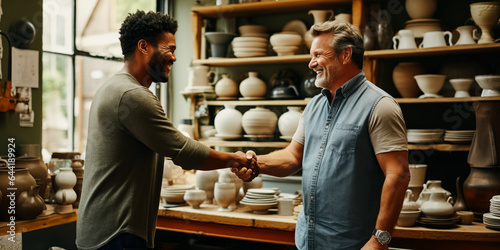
[[233, 36, 268, 43], [247, 188, 277, 195], [282, 20, 308, 37], [232, 41, 268, 48]]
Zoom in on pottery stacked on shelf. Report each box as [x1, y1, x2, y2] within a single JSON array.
[[392, 62, 425, 98], [195, 170, 219, 204], [304, 10, 334, 49], [214, 104, 243, 140], [408, 164, 427, 200], [239, 72, 267, 99], [449, 78, 473, 97], [214, 74, 238, 99], [205, 32, 237, 58], [407, 129, 444, 144], [161, 184, 195, 205], [470, 2, 500, 44], [414, 74, 446, 98], [475, 75, 500, 97], [242, 106, 278, 141], [444, 130, 475, 144], [397, 189, 421, 227], [232, 25, 269, 58], [404, 0, 442, 39], [240, 188, 278, 214], [270, 32, 302, 56], [182, 65, 217, 94], [278, 106, 302, 141], [483, 195, 500, 230]]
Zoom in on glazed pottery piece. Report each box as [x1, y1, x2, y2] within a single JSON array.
[[393, 62, 425, 98], [218, 169, 242, 210], [377, 12, 394, 49], [16, 156, 48, 197], [393, 29, 417, 49], [183, 190, 207, 209], [470, 2, 500, 44], [304, 10, 334, 48], [242, 107, 278, 136], [54, 168, 77, 214], [214, 104, 243, 137], [0, 168, 36, 220], [215, 74, 238, 99], [420, 191, 455, 218], [423, 180, 452, 197], [454, 176, 468, 211], [405, 0, 437, 19], [404, 18, 442, 38], [414, 74, 446, 98], [17, 185, 44, 220], [195, 170, 219, 204], [205, 32, 237, 57], [214, 182, 236, 212], [239, 72, 267, 98], [455, 25, 478, 45], [278, 106, 302, 138], [475, 75, 500, 97]]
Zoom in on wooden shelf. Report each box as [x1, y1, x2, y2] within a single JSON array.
[[193, 54, 311, 66], [192, 0, 352, 18], [364, 43, 500, 59], [199, 139, 290, 148], [408, 144, 470, 151], [206, 99, 309, 106]]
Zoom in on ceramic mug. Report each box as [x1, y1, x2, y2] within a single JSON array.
[[419, 31, 453, 48], [393, 29, 417, 49], [187, 66, 217, 88]]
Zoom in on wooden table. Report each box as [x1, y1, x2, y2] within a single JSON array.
[[0, 207, 77, 236], [157, 205, 500, 249]]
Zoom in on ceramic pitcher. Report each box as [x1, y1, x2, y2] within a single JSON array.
[[419, 31, 453, 48], [305, 10, 334, 48], [392, 29, 417, 49], [455, 25, 478, 45], [187, 66, 217, 88]]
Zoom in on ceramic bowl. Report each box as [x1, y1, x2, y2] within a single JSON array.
[[270, 32, 302, 46], [238, 25, 266, 35], [449, 78, 473, 97], [475, 75, 500, 96], [233, 47, 268, 53], [414, 74, 446, 96], [184, 190, 207, 209], [232, 41, 268, 48], [456, 211, 474, 224], [397, 210, 421, 227], [272, 45, 299, 56], [240, 201, 277, 214], [404, 18, 442, 38]]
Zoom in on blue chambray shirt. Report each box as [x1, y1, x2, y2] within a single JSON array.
[[296, 72, 392, 249]]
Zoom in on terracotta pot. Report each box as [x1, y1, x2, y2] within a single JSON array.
[[16, 156, 48, 198], [0, 168, 37, 220], [463, 167, 500, 214], [392, 62, 425, 98], [17, 185, 44, 220]]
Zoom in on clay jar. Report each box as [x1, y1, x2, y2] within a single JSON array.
[[214, 104, 243, 137], [463, 167, 500, 214], [242, 107, 278, 136], [16, 156, 48, 197], [54, 168, 77, 214], [215, 74, 238, 99], [420, 192, 455, 218], [195, 170, 219, 204], [17, 185, 44, 220], [392, 62, 425, 98], [278, 107, 302, 138], [214, 182, 236, 212], [405, 0, 437, 19], [0, 168, 37, 220], [239, 72, 267, 98]]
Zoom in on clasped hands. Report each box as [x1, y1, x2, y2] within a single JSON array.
[[230, 150, 259, 182]]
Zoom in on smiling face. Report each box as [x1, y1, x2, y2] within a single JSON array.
[[147, 32, 177, 83], [308, 33, 343, 90]]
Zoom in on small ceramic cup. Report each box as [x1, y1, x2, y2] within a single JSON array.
[[456, 211, 474, 225]]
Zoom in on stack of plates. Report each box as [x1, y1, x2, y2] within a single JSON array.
[[444, 130, 475, 144], [232, 36, 269, 58], [484, 195, 500, 230], [161, 184, 195, 204], [407, 129, 445, 144], [240, 188, 278, 214], [418, 214, 460, 228]]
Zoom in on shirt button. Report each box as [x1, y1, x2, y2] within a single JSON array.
[[319, 148, 323, 152], [314, 170, 318, 175], [325, 125, 329, 129], [310, 219, 314, 223], [310, 195, 314, 200]]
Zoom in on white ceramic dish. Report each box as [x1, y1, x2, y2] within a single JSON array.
[[270, 32, 302, 46], [232, 41, 268, 48], [233, 36, 268, 43], [475, 75, 500, 96], [282, 20, 308, 37]]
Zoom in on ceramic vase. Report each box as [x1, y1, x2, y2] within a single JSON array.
[[420, 191, 455, 218], [301, 70, 321, 98], [195, 170, 219, 204], [218, 169, 242, 210], [54, 168, 77, 214], [16, 156, 48, 197], [454, 176, 468, 211], [205, 32, 237, 57], [214, 182, 236, 212], [239, 72, 267, 98], [455, 25, 478, 45], [71, 159, 84, 208], [17, 185, 44, 220], [304, 10, 334, 49], [463, 167, 500, 214], [470, 2, 500, 44], [392, 62, 425, 98], [183, 190, 207, 209], [242, 107, 278, 136], [377, 12, 394, 49], [214, 104, 243, 138], [0, 168, 37, 220], [278, 107, 302, 138], [402, 189, 420, 211], [405, 0, 437, 19], [215, 74, 238, 99]]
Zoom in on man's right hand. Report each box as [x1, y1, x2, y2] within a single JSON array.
[[231, 150, 260, 182]]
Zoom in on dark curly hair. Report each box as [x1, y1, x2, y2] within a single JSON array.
[[119, 10, 178, 60]]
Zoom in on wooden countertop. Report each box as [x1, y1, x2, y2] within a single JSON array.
[[0, 207, 77, 236]]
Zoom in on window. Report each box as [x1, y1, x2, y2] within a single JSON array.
[[43, 0, 166, 158]]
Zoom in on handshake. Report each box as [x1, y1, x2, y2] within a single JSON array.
[[230, 150, 260, 182]]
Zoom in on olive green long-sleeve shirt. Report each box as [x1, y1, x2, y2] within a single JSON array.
[[76, 72, 209, 250]]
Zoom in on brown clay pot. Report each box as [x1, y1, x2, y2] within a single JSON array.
[[0, 168, 37, 220], [463, 167, 500, 214], [17, 185, 44, 220], [392, 62, 425, 98], [15, 157, 48, 198]]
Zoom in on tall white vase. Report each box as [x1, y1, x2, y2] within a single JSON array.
[[214, 182, 236, 212], [214, 104, 243, 138], [54, 168, 77, 214]]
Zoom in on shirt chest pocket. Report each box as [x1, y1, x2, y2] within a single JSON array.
[[330, 123, 360, 155]]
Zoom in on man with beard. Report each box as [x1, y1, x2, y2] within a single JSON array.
[[234, 20, 410, 250], [77, 11, 256, 250]]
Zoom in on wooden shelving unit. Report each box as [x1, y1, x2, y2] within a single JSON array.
[[407, 143, 470, 152], [193, 54, 311, 66]]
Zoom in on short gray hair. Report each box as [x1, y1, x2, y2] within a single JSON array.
[[310, 20, 364, 69]]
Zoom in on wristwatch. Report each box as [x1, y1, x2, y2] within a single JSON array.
[[372, 229, 391, 245]]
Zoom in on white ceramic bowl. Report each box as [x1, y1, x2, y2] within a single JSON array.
[[232, 41, 268, 48], [405, 18, 442, 38], [475, 75, 500, 96], [270, 32, 302, 46], [397, 210, 421, 227], [233, 36, 268, 43], [184, 190, 207, 209], [414, 74, 446, 95], [449, 78, 473, 97], [238, 25, 266, 35], [240, 201, 277, 214], [272, 45, 299, 56], [233, 47, 267, 53]]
